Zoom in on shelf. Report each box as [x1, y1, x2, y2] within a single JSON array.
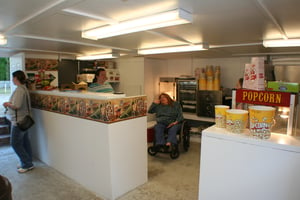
[[183, 112, 215, 123], [179, 90, 196, 93], [181, 100, 197, 104]]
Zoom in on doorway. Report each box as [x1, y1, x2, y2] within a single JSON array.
[[0, 57, 10, 115]]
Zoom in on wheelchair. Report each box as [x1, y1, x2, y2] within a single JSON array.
[[147, 120, 191, 159]]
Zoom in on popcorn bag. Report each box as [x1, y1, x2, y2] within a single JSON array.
[[242, 57, 265, 90]]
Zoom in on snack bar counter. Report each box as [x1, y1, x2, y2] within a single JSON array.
[[198, 126, 300, 200], [29, 90, 148, 200]]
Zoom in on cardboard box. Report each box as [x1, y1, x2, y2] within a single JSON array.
[[73, 82, 88, 90], [61, 82, 87, 90], [77, 74, 95, 83], [267, 81, 299, 93]]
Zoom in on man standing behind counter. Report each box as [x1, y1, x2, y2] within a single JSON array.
[[88, 68, 114, 93]]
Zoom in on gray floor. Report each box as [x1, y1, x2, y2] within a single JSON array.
[[0, 141, 201, 200]]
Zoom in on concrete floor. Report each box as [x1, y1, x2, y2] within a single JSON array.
[[0, 141, 201, 200]]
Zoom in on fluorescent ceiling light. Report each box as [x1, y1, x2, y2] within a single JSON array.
[[76, 53, 119, 60], [82, 8, 192, 40], [138, 43, 209, 55], [0, 34, 7, 45], [263, 39, 300, 47]]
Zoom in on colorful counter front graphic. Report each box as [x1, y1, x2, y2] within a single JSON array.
[[30, 93, 147, 123]]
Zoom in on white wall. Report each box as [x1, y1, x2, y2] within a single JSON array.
[[192, 57, 251, 89], [116, 57, 145, 96], [144, 58, 168, 106], [164, 58, 194, 77], [165, 57, 251, 89]]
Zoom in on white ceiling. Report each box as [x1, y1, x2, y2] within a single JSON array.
[[1, 0, 300, 59]]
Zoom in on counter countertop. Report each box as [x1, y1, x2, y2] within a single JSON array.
[[30, 89, 127, 100], [203, 126, 300, 153]]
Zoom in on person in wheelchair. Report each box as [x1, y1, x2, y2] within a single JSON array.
[[148, 93, 183, 152]]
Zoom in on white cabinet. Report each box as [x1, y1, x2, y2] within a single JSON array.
[[199, 126, 300, 200]]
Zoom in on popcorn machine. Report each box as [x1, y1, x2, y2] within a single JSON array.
[[232, 89, 298, 136]]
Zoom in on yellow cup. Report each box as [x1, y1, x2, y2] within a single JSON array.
[[249, 106, 276, 139], [226, 109, 248, 133], [215, 105, 229, 128]]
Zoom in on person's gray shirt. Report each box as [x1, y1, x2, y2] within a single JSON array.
[[6, 85, 31, 126]]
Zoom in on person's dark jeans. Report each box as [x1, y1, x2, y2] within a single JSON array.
[[11, 125, 33, 169], [4, 117, 11, 135], [154, 123, 181, 145]]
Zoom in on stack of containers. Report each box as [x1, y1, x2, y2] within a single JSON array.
[[198, 68, 207, 90], [206, 65, 214, 90], [214, 66, 221, 90], [197, 65, 221, 91]]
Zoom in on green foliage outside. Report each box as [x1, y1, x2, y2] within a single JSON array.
[[0, 57, 9, 80]]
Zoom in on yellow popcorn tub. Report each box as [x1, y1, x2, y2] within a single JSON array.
[[226, 109, 248, 133], [249, 105, 276, 139]]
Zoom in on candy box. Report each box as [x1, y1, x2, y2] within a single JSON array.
[[267, 81, 299, 93]]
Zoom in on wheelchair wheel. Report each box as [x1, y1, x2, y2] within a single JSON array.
[[170, 150, 179, 159], [148, 146, 157, 156], [183, 134, 190, 152], [170, 145, 180, 159]]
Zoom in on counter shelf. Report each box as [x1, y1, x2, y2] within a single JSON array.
[[204, 126, 300, 152]]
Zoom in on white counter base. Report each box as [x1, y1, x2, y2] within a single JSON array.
[[31, 109, 147, 200], [199, 126, 300, 200]]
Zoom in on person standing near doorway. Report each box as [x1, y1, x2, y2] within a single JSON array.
[[3, 70, 34, 173]]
